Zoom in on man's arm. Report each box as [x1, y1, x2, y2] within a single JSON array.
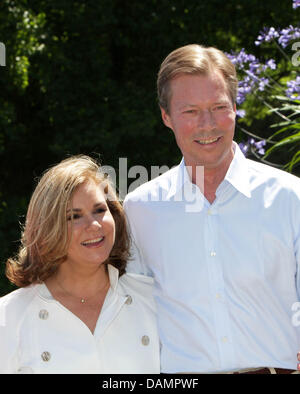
[[123, 198, 152, 276]]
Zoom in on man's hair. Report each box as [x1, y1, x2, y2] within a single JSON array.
[[6, 155, 130, 287], [157, 44, 238, 113]]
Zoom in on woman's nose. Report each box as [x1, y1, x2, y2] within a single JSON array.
[[86, 216, 102, 229]]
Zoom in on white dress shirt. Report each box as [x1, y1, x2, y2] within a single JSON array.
[[123, 142, 300, 373], [0, 265, 160, 374]]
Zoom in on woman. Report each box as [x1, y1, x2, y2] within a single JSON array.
[[0, 155, 160, 374]]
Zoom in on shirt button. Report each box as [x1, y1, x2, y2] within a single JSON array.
[[41, 351, 51, 362], [125, 295, 132, 305], [17, 366, 34, 374], [210, 251, 216, 257], [141, 335, 150, 346], [221, 336, 228, 343], [39, 309, 49, 320]]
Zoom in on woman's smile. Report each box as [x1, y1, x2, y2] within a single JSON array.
[[81, 236, 105, 248]]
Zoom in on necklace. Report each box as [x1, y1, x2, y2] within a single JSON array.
[[55, 275, 110, 304]]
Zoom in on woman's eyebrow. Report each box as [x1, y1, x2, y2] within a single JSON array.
[[66, 208, 81, 213], [94, 202, 106, 207], [66, 203, 106, 213]]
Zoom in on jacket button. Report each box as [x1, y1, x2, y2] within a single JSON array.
[[41, 351, 51, 362], [141, 335, 150, 346], [39, 309, 49, 320], [125, 295, 132, 305]]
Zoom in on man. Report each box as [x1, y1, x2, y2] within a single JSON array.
[[123, 44, 300, 374]]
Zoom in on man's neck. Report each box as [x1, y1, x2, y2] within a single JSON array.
[[202, 168, 227, 204], [185, 153, 234, 204]]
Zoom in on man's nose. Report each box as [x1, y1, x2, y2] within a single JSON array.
[[198, 109, 216, 129]]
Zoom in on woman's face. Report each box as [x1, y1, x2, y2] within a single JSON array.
[[65, 180, 115, 269]]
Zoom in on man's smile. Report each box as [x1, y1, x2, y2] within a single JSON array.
[[194, 136, 222, 145]]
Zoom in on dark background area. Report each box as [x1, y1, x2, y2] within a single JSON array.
[[0, 0, 299, 295]]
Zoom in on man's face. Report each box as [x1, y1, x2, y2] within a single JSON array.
[[161, 72, 236, 172]]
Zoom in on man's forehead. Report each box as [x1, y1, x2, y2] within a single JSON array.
[[169, 71, 231, 103]]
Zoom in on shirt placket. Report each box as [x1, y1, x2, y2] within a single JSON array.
[[205, 199, 236, 371]]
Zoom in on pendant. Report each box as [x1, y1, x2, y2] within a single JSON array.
[[81, 298, 85, 303]]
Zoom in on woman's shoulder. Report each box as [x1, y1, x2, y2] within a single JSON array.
[[0, 285, 38, 323], [118, 273, 155, 307], [119, 272, 154, 293]]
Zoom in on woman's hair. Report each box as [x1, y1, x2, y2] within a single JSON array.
[[157, 44, 238, 114], [6, 155, 130, 287]]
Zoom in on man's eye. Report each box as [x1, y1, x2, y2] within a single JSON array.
[[184, 110, 196, 114], [212, 105, 229, 112]]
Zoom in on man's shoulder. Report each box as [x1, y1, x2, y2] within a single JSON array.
[[124, 164, 180, 204], [247, 158, 300, 193]]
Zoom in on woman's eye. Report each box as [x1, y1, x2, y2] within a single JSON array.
[[67, 214, 81, 221], [95, 207, 106, 214]]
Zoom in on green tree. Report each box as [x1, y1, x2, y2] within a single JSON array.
[[0, 0, 299, 295]]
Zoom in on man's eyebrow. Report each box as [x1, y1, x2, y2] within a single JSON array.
[[178, 100, 229, 109], [178, 103, 198, 109]]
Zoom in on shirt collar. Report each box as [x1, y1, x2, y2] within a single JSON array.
[[107, 264, 120, 293], [37, 264, 121, 301], [167, 157, 193, 200], [224, 142, 251, 198], [168, 141, 251, 200]]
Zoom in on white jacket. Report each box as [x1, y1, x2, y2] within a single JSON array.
[[0, 265, 160, 374]]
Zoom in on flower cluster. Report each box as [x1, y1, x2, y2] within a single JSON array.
[[255, 27, 279, 45], [228, 1, 299, 160], [286, 75, 300, 99], [293, 0, 300, 9], [226, 49, 276, 105], [239, 139, 267, 156]]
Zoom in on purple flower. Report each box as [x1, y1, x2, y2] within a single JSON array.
[[227, 49, 275, 104], [258, 77, 269, 91], [236, 109, 246, 118], [255, 27, 279, 46], [253, 139, 267, 155], [255, 25, 300, 48], [264, 59, 276, 70], [238, 142, 249, 155], [293, 0, 300, 9], [286, 76, 300, 99], [239, 138, 266, 157], [278, 26, 300, 48]]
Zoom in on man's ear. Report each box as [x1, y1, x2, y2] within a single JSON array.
[[160, 107, 173, 130]]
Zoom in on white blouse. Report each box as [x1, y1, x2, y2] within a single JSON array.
[[0, 265, 160, 374]]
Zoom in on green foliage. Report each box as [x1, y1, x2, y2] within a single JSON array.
[[230, 5, 300, 174], [263, 96, 300, 172]]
